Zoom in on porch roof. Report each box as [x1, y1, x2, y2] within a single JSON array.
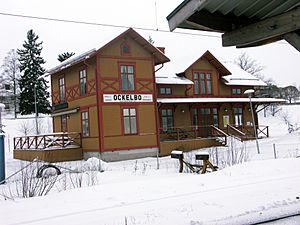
[[222, 62, 267, 86], [155, 75, 193, 85], [157, 97, 286, 104]]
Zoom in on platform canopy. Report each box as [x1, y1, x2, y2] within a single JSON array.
[[167, 0, 300, 51]]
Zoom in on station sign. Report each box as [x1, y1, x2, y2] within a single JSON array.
[[103, 94, 153, 103]]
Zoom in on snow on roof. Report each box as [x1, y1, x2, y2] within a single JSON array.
[[47, 49, 97, 75], [155, 75, 193, 85], [157, 97, 286, 104], [222, 62, 267, 86]]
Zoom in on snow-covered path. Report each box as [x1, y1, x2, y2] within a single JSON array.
[[2, 158, 300, 225]]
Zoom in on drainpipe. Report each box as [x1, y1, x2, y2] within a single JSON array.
[[155, 63, 164, 73]]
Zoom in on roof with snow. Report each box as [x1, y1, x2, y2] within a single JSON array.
[[157, 97, 286, 104], [155, 75, 193, 85], [48, 28, 170, 75], [47, 49, 97, 75], [222, 62, 267, 87]]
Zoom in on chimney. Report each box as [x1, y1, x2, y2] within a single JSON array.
[[156, 47, 165, 54]]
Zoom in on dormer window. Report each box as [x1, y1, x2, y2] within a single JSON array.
[[121, 42, 130, 55]]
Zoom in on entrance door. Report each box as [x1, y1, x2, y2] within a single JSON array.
[[193, 108, 218, 137]]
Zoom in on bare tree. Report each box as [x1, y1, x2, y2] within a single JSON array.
[[235, 52, 264, 79], [1, 49, 20, 118], [281, 85, 299, 103], [17, 120, 34, 136]]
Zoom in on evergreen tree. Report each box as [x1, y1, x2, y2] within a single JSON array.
[[17, 30, 51, 116], [57, 52, 75, 62]]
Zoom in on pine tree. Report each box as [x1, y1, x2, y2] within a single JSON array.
[[57, 52, 75, 62], [17, 30, 51, 116]]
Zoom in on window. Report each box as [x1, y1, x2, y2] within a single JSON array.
[[80, 69, 87, 96], [120, 65, 135, 91], [161, 109, 173, 132], [194, 72, 212, 95], [123, 108, 137, 134], [233, 107, 243, 126], [59, 77, 65, 102], [81, 111, 89, 137], [61, 115, 67, 132], [212, 108, 218, 127], [159, 87, 171, 95], [232, 88, 241, 95], [121, 42, 130, 55]]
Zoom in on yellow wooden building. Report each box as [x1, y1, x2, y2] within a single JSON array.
[[13, 28, 284, 162]]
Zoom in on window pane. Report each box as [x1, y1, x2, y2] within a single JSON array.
[[167, 109, 172, 116], [123, 108, 129, 116], [167, 117, 173, 128], [207, 80, 212, 94], [124, 117, 130, 134], [160, 88, 165, 94], [121, 74, 128, 90], [121, 66, 126, 73], [193, 109, 198, 126], [166, 88, 171, 94], [82, 112, 89, 136], [128, 74, 134, 90], [201, 80, 206, 94], [237, 89, 241, 94], [200, 73, 205, 79], [206, 73, 211, 80], [213, 115, 218, 127], [130, 117, 137, 134], [194, 81, 199, 94], [162, 117, 168, 131], [127, 66, 134, 74], [194, 73, 198, 79], [130, 108, 136, 116], [161, 109, 166, 116]]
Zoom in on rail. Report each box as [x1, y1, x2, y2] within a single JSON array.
[[14, 132, 82, 150], [227, 124, 246, 141], [240, 125, 269, 138], [211, 125, 228, 146], [160, 125, 227, 144]]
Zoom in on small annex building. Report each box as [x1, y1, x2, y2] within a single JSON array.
[[13, 28, 284, 162]]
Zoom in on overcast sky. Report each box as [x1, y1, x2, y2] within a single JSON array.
[[1, 0, 300, 87]]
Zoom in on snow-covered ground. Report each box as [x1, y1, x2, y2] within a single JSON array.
[[0, 105, 300, 225]]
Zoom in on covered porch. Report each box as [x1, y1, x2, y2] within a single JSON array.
[[13, 132, 83, 162], [157, 97, 282, 155]]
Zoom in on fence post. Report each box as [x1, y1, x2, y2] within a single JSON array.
[[0, 134, 5, 184], [273, 143, 277, 159]]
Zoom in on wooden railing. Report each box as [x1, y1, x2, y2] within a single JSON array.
[[227, 124, 246, 141], [211, 125, 228, 146], [160, 125, 227, 145], [14, 132, 82, 150], [226, 125, 269, 140]]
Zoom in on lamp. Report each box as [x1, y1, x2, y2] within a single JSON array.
[[244, 89, 260, 154], [180, 109, 185, 113]]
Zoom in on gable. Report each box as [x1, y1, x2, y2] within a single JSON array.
[[97, 28, 170, 65]]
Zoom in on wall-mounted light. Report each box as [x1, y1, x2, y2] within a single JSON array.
[[224, 108, 228, 112], [181, 109, 185, 113]]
